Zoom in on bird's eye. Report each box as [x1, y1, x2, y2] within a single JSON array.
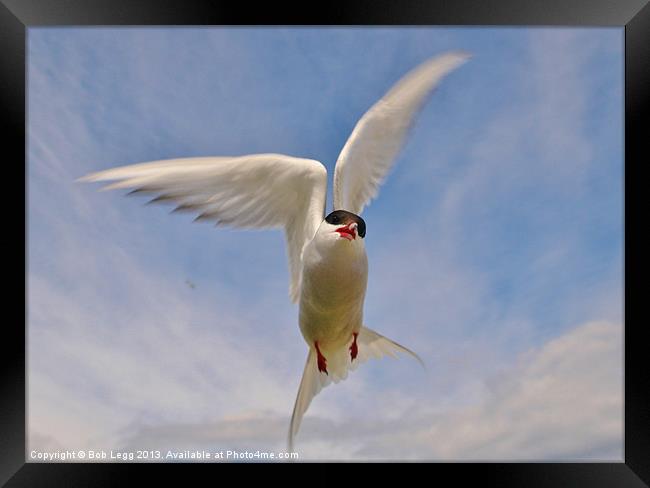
[[332, 216, 339, 223]]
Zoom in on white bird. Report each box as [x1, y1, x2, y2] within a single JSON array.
[[78, 51, 470, 452]]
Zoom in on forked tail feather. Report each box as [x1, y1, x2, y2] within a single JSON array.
[[287, 326, 423, 452]]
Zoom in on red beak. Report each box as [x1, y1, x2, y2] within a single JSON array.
[[335, 224, 356, 241]]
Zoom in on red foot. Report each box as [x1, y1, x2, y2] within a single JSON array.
[[349, 332, 359, 362], [315, 342, 328, 375]]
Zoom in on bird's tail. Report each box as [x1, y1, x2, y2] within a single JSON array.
[[287, 326, 423, 453]]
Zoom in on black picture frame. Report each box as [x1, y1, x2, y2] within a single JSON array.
[[3, 0, 647, 484]]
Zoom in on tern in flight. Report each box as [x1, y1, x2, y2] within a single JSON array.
[[79, 51, 470, 451]]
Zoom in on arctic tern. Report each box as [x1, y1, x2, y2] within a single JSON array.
[[79, 51, 470, 451]]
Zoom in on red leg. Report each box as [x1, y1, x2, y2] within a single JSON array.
[[315, 341, 328, 375], [349, 332, 359, 362]]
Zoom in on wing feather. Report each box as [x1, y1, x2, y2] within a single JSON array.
[[333, 51, 470, 215], [79, 154, 328, 302]]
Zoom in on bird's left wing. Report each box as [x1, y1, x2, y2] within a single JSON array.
[[79, 154, 328, 302], [333, 51, 470, 215]]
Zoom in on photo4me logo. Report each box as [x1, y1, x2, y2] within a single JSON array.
[[29, 449, 299, 461]]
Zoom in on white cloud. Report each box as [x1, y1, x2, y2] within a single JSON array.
[[91, 320, 621, 461], [27, 229, 306, 451], [30, 318, 621, 461], [403, 320, 623, 460]]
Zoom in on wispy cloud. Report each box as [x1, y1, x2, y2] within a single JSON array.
[[53, 320, 617, 460]]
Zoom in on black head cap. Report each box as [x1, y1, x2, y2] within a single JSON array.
[[325, 210, 366, 238]]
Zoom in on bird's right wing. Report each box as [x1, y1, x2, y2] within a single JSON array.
[[78, 154, 328, 302], [333, 51, 470, 215]]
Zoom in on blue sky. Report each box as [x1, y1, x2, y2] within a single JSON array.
[[28, 27, 623, 460]]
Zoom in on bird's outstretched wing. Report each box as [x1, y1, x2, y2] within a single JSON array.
[[79, 154, 328, 302], [332, 51, 470, 215]]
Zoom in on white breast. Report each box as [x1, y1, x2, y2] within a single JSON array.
[[298, 231, 368, 352]]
